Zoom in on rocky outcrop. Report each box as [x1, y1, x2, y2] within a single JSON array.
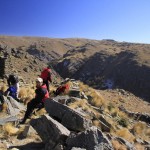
[[54, 50, 150, 102], [66, 126, 114, 150], [30, 115, 70, 150], [30, 115, 114, 150], [119, 105, 150, 124], [44, 99, 92, 132]]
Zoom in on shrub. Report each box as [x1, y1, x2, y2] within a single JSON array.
[[132, 122, 146, 135], [118, 117, 128, 127], [108, 102, 115, 111]]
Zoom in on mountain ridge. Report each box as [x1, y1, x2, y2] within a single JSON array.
[[0, 35, 150, 101]]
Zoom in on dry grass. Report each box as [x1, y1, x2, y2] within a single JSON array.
[[110, 107, 119, 117], [34, 108, 46, 116], [116, 128, 135, 143], [3, 122, 19, 136], [19, 87, 35, 103], [2, 103, 8, 113], [132, 122, 147, 135], [134, 143, 145, 150], [145, 128, 150, 136], [78, 82, 106, 107], [89, 90, 105, 107], [18, 87, 28, 99], [23, 95, 34, 105], [79, 82, 90, 92], [93, 120, 101, 128], [132, 121, 150, 141], [68, 99, 87, 109], [68, 99, 100, 118], [0, 84, 7, 93], [111, 140, 127, 150]]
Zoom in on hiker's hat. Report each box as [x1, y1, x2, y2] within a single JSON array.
[[36, 77, 43, 83]]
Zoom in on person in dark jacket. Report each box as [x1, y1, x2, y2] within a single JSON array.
[[20, 77, 49, 124], [7, 74, 19, 99], [40, 66, 52, 92], [5, 86, 18, 100]]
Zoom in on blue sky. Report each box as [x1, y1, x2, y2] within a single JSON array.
[[0, 0, 150, 43]]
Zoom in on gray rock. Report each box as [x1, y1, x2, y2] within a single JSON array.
[[45, 143, 64, 150], [71, 148, 86, 150], [23, 67, 29, 72], [66, 126, 114, 150], [69, 90, 81, 98], [44, 99, 92, 132], [119, 106, 150, 124], [17, 125, 37, 139], [30, 114, 70, 149], [99, 115, 112, 132]]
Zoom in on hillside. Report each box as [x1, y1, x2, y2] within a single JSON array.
[[0, 36, 150, 101]]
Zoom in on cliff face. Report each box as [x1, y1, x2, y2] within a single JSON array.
[[53, 42, 150, 101]]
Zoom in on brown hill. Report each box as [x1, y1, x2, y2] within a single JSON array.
[[0, 36, 150, 102]]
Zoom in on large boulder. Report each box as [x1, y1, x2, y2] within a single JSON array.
[[44, 99, 92, 132], [30, 114, 70, 150], [66, 126, 114, 150]]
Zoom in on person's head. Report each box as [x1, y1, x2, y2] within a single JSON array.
[[36, 77, 43, 87]]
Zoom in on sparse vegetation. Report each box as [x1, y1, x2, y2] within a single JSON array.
[[116, 128, 135, 143], [117, 117, 128, 127], [108, 102, 115, 111], [132, 122, 146, 135], [3, 122, 19, 136], [111, 140, 127, 150]]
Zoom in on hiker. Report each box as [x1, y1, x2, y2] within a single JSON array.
[[5, 86, 18, 100], [20, 77, 49, 124], [40, 65, 52, 92], [53, 78, 70, 96], [7, 74, 19, 99]]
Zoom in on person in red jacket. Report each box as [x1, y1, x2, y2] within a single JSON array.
[[40, 66, 52, 92], [20, 77, 49, 124], [53, 79, 70, 96]]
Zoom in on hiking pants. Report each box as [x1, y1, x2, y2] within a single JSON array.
[[23, 98, 43, 120]]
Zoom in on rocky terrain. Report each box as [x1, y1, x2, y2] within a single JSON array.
[[0, 35, 150, 149], [0, 80, 150, 150]]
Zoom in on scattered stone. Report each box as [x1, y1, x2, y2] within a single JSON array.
[[17, 125, 37, 139], [99, 115, 112, 132], [23, 67, 29, 72], [66, 126, 114, 150], [69, 90, 81, 98]]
